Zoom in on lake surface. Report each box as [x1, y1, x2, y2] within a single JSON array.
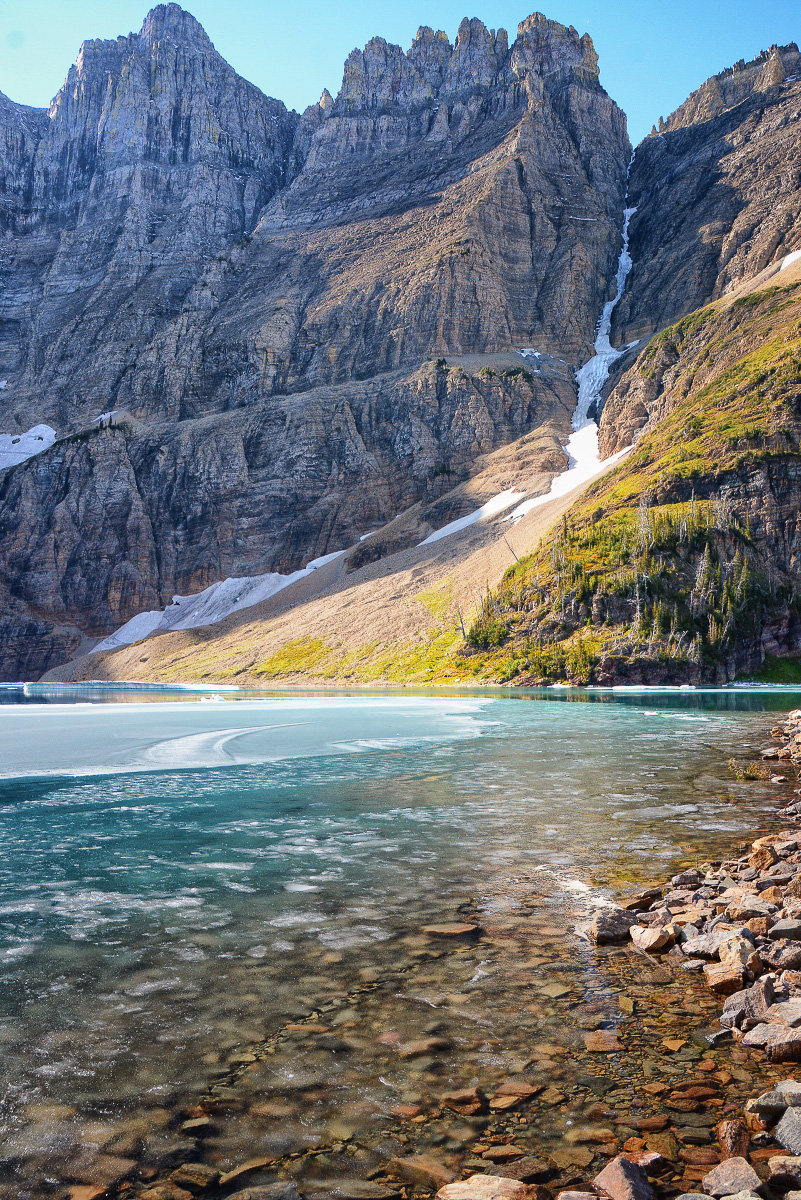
[[0, 686, 799, 1198]]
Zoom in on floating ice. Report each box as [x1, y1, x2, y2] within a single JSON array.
[[0, 424, 56, 471]]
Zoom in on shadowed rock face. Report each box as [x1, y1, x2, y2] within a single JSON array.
[[613, 43, 801, 343], [0, 5, 632, 678]]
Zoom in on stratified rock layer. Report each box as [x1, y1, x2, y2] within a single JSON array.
[[0, 5, 631, 678]]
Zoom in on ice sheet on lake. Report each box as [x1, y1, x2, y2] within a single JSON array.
[[94, 550, 344, 653], [0, 424, 56, 470]]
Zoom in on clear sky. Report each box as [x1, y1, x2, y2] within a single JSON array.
[[0, 0, 798, 145]]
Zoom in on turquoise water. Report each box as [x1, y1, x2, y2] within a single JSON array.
[[0, 687, 798, 1195]]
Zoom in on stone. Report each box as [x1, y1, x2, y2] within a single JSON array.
[[701, 1158, 761, 1197], [704, 963, 746, 996], [440, 1088, 488, 1116], [764, 1003, 801, 1028], [778, 1109, 801, 1156], [390, 1156, 456, 1190], [771, 922, 801, 942], [225, 1188, 300, 1200], [482, 1147, 527, 1164], [684, 930, 747, 960], [422, 924, 481, 938], [716, 1120, 749, 1160], [750, 846, 780, 872], [399, 1038, 452, 1058], [718, 937, 757, 971], [550, 1147, 594, 1169], [589, 908, 638, 944], [219, 1160, 279, 1187], [631, 926, 673, 952], [556, 1194, 596, 1200], [741, 1025, 801, 1061], [585, 1030, 623, 1052], [721, 977, 783, 1030], [169, 1163, 221, 1189], [492, 1079, 543, 1100], [307, 1184, 399, 1200], [485, 1158, 551, 1183], [592, 1154, 653, 1200], [767, 1157, 801, 1187], [140, 1188, 194, 1200], [436, 1176, 530, 1200]]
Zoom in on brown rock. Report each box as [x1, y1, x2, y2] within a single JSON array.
[[704, 963, 746, 996], [485, 1157, 551, 1183], [584, 1030, 623, 1052], [390, 1156, 456, 1191], [592, 1154, 653, 1200], [219, 1160, 277, 1187], [169, 1163, 220, 1189], [140, 1188, 194, 1200], [399, 1037, 452, 1058], [422, 924, 481, 938], [440, 1088, 487, 1116], [644, 1132, 678, 1161], [767, 1156, 801, 1187], [750, 845, 780, 872], [482, 1146, 527, 1163], [716, 1119, 749, 1160], [630, 925, 673, 952], [637, 1116, 670, 1133], [679, 1148, 720, 1165]]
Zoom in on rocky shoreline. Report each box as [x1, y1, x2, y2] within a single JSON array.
[[13, 712, 801, 1200]]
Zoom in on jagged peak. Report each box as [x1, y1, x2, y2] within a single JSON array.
[[657, 41, 801, 134], [138, 4, 215, 52]]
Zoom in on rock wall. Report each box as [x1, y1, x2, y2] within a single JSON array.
[[0, 5, 632, 678], [613, 45, 801, 342]]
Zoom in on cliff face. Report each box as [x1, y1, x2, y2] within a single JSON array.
[[0, 5, 631, 679], [614, 44, 801, 342]]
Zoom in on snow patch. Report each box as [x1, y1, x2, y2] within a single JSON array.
[[93, 550, 344, 654], [781, 249, 801, 272], [419, 489, 526, 546], [0, 424, 56, 471]]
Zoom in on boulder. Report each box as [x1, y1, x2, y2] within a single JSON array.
[[701, 1158, 761, 1197], [741, 1025, 801, 1061], [767, 1157, 801, 1187], [436, 1176, 530, 1200], [631, 926, 673, 952], [771, 921, 801, 942], [704, 962, 746, 996], [588, 908, 637, 944], [778, 1110, 801, 1156], [592, 1155, 653, 1200]]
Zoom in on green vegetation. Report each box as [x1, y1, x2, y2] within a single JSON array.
[[742, 654, 801, 684]]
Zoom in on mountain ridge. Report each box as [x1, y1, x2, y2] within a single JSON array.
[[2, 5, 801, 685]]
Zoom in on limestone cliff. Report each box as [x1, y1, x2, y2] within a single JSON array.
[[614, 45, 801, 342], [0, 5, 631, 679]]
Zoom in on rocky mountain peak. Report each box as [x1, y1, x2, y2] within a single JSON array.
[[138, 3, 215, 52], [512, 13, 598, 81], [655, 41, 801, 132]]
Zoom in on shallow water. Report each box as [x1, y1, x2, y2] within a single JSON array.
[[0, 687, 798, 1196]]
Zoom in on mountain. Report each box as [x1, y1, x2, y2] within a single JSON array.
[[2, 10, 801, 687], [0, 4, 631, 680]]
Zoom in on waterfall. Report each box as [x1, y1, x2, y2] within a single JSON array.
[[508, 160, 637, 521]]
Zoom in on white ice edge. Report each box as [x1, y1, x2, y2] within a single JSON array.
[[0, 424, 56, 470]]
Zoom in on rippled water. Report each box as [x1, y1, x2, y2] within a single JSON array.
[[0, 687, 798, 1197]]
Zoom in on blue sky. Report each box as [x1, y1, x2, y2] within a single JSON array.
[[0, 0, 798, 144]]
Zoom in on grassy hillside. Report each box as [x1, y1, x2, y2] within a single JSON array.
[[458, 280, 801, 684]]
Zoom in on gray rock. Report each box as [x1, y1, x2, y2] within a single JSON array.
[[778, 1109, 801, 1155], [767, 1157, 801, 1187], [588, 908, 637, 944], [592, 1155, 653, 1200], [701, 1158, 762, 1198], [771, 921, 801, 942]]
